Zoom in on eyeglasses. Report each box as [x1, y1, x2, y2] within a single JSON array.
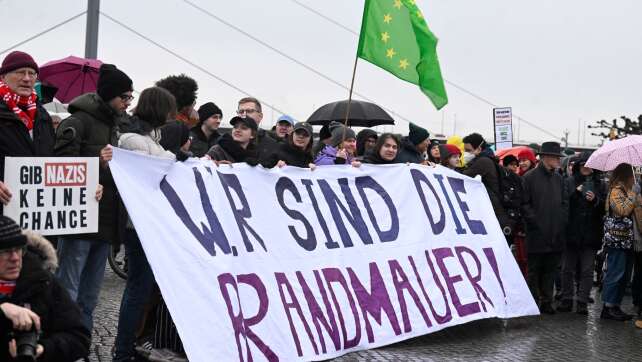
[[119, 94, 135, 102], [9, 69, 37, 79], [0, 246, 27, 259], [237, 108, 259, 115]]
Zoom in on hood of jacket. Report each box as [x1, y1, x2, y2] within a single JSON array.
[[23, 230, 57, 273], [67, 93, 117, 125]]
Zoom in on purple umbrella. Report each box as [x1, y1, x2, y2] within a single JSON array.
[[585, 135, 642, 171], [39, 56, 103, 103]]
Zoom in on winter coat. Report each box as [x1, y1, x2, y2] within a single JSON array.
[[0, 100, 55, 214], [394, 137, 424, 164], [0, 232, 91, 362], [314, 145, 355, 165], [362, 151, 398, 165], [522, 163, 569, 253], [54, 93, 120, 243], [565, 174, 606, 250], [189, 125, 220, 157], [462, 152, 513, 238], [256, 128, 278, 161], [262, 141, 313, 168], [207, 133, 260, 165], [604, 183, 642, 250], [118, 130, 176, 159]]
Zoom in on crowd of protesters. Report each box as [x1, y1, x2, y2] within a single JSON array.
[[0, 49, 641, 361]]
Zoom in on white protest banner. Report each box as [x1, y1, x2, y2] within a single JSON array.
[[3, 157, 99, 235], [110, 148, 538, 362], [493, 107, 513, 150]]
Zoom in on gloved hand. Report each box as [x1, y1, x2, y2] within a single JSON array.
[[175, 150, 192, 162]]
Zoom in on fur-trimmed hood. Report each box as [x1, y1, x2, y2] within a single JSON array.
[[23, 230, 58, 273]]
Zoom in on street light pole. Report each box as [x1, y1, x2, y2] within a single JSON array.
[[85, 0, 100, 59]]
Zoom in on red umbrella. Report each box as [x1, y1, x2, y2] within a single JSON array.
[[39, 56, 103, 103], [495, 146, 534, 161]]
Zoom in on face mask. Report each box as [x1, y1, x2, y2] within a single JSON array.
[[463, 152, 475, 164], [449, 156, 460, 167]]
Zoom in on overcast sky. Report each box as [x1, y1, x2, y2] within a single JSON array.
[[2, 0, 641, 146]]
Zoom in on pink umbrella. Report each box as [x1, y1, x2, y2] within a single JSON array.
[[39, 55, 103, 103], [585, 135, 642, 171]]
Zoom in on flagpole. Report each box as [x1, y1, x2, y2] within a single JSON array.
[[342, 55, 359, 141]]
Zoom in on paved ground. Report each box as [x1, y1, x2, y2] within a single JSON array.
[[91, 268, 642, 362]]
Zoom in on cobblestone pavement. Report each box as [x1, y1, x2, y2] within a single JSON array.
[[91, 268, 642, 362]]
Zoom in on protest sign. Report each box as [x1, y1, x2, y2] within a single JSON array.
[[3, 157, 99, 235], [110, 148, 538, 362], [493, 107, 513, 150]]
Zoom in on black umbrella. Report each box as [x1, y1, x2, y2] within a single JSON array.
[[306, 99, 395, 127]]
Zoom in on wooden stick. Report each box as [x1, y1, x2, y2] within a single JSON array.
[[341, 55, 359, 144]]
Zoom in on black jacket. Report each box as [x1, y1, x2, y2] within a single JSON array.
[[256, 128, 278, 161], [1, 236, 90, 362], [262, 141, 313, 168], [394, 137, 424, 164], [189, 125, 220, 158], [463, 152, 513, 240], [0, 100, 55, 215], [54, 93, 120, 243], [522, 163, 569, 253], [207, 133, 260, 165], [565, 174, 605, 250], [362, 151, 398, 165]]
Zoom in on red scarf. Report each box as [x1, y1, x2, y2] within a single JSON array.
[[0, 279, 16, 299], [0, 80, 37, 130]]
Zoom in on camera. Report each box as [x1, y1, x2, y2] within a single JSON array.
[[12, 328, 40, 362]]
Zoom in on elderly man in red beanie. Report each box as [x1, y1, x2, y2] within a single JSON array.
[[54, 63, 133, 333], [0, 51, 55, 212]]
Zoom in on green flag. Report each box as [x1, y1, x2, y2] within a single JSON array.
[[357, 0, 448, 109]]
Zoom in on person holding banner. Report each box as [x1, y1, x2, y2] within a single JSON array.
[[54, 63, 133, 332], [262, 121, 315, 168], [0, 51, 55, 213], [314, 124, 360, 166], [207, 116, 261, 165], [113, 86, 180, 361], [395, 122, 430, 164], [362, 133, 401, 165]]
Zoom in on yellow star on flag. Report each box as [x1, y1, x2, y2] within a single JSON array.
[[386, 48, 396, 58], [417, 10, 423, 19], [393, 0, 402, 9], [381, 32, 390, 43], [383, 14, 392, 24], [399, 58, 409, 69]]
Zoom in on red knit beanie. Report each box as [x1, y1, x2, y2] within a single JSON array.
[[444, 144, 462, 156], [0, 51, 39, 75]]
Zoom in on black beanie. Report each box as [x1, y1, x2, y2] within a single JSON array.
[[0, 216, 27, 250], [198, 102, 223, 123], [160, 121, 191, 154], [408, 123, 430, 145], [97, 64, 133, 102]]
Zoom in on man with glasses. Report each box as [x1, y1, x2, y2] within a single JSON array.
[[54, 63, 133, 332], [237, 97, 277, 159], [0, 51, 56, 214], [0, 216, 90, 361]]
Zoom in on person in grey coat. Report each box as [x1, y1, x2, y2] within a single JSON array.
[[522, 141, 569, 314]]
